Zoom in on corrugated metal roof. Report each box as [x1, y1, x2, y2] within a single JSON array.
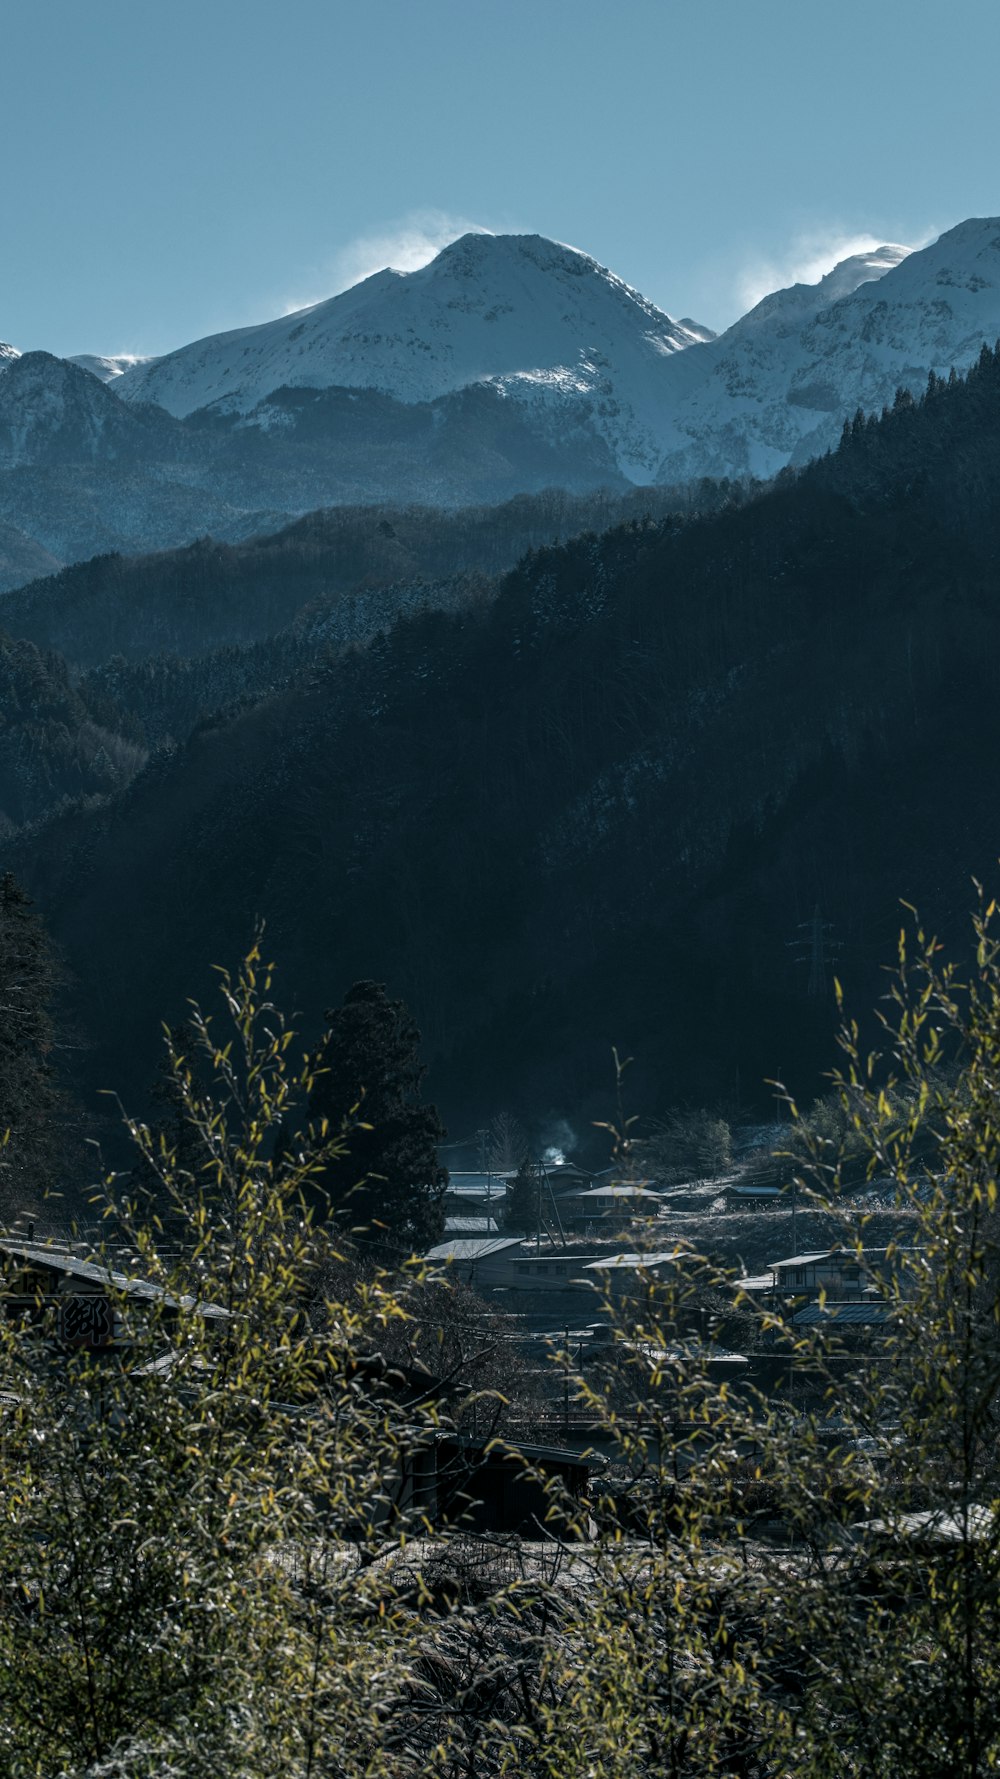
[[445, 1173, 509, 1198], [425, 1237, 525, 1262], [855, 1507, 994, 1544], [793, 1303, 894, 1326], [583, 1250, 685, 1271], [575, 1184, 661, 1200], [0, 1240, 228, 1317], [770, 1250, 853, 1270]]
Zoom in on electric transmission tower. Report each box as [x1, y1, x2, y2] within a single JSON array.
[[788, 903, 841, 998]]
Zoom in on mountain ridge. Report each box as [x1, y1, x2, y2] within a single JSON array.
[[2, 218, 1000, 581]]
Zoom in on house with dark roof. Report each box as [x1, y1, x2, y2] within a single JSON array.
[[0, 1237, 228, 1350]]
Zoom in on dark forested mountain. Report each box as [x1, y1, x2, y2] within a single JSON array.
[[0, 353, 185, 469], [0, 484, 724, 672], [0, 634, 145, 834], [6, 347, 1000, 1142], [0, 521, 60, 590]]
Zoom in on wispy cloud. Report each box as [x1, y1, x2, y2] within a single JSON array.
[[736, 225, 923, 313], [280, 210, 494, 315]]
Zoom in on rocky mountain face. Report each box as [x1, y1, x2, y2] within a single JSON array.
[[1, 221, 999, 585]]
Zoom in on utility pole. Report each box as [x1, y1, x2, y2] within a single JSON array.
[[541, 1159, 568, 1249], [478, 1126, 493, 1226]]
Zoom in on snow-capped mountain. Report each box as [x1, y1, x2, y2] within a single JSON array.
[[655, 220, 1000, 481], [113, 234, 715, 478], [2, 218, 1000, 586], [70, 352, 154, 383], [114, 225, 982, 485]]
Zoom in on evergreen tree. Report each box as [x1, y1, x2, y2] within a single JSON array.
[[0, 873, 61, 1218], [307, 980, 447, 1250], [501, 1159, 540, 1235]]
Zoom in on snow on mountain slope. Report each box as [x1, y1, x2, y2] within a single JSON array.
[[110, 227, 928, 485], [6, 216, 1000, 523], [113, 233, 715, 477], [70, 352, 155, 383], [656, 220, 1000, 482], [0, 352, 180, 468]]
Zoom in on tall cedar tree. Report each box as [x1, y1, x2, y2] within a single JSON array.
[[0, 873, 61, 1218], [308, 980, 447, 1249], [502, 1160, 541, 1235]]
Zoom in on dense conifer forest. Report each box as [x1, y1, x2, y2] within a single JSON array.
[[2, 347, 1000, 1150]]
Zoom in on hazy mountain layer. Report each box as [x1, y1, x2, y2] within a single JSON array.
[[0, 484, 719, 670]]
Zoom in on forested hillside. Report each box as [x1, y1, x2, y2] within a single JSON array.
[[7, 348, 1000, 1140], [0, 635, 145, 834], [0, 483, 719, 667]]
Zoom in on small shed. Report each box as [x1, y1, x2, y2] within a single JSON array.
[[435, 1434, 601, 1537], [424, 1235, 526, 1290], [724, 1185, 784, 1212]]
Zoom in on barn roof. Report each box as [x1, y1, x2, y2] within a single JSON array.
[[425, 1236, 525, 1262], [0, 1239, 229, 1318]]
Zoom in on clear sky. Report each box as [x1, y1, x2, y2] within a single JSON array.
[[3, 0, 999, 359]]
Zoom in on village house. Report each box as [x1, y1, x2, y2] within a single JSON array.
[[558, 1182, 665, 1230], [443, 1173, 508, 1219], [425, 1236, 606, 1302], [424, 1235, 528, 1291], [0, 1236, 228, 1350], [735, 1246, 913, 1308], [581, 1249, 688, 1297]]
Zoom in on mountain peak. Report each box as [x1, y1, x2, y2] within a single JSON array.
[[0, 350, 175, 469], [112, 229, 713, 477], [814, 242, 911, 302], [429, 230, 594, 272], [656, 216, 1000, 484], [70, 352, 156, 384]]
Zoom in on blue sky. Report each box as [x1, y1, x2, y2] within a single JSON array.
[[4, 0, 999, 358]]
